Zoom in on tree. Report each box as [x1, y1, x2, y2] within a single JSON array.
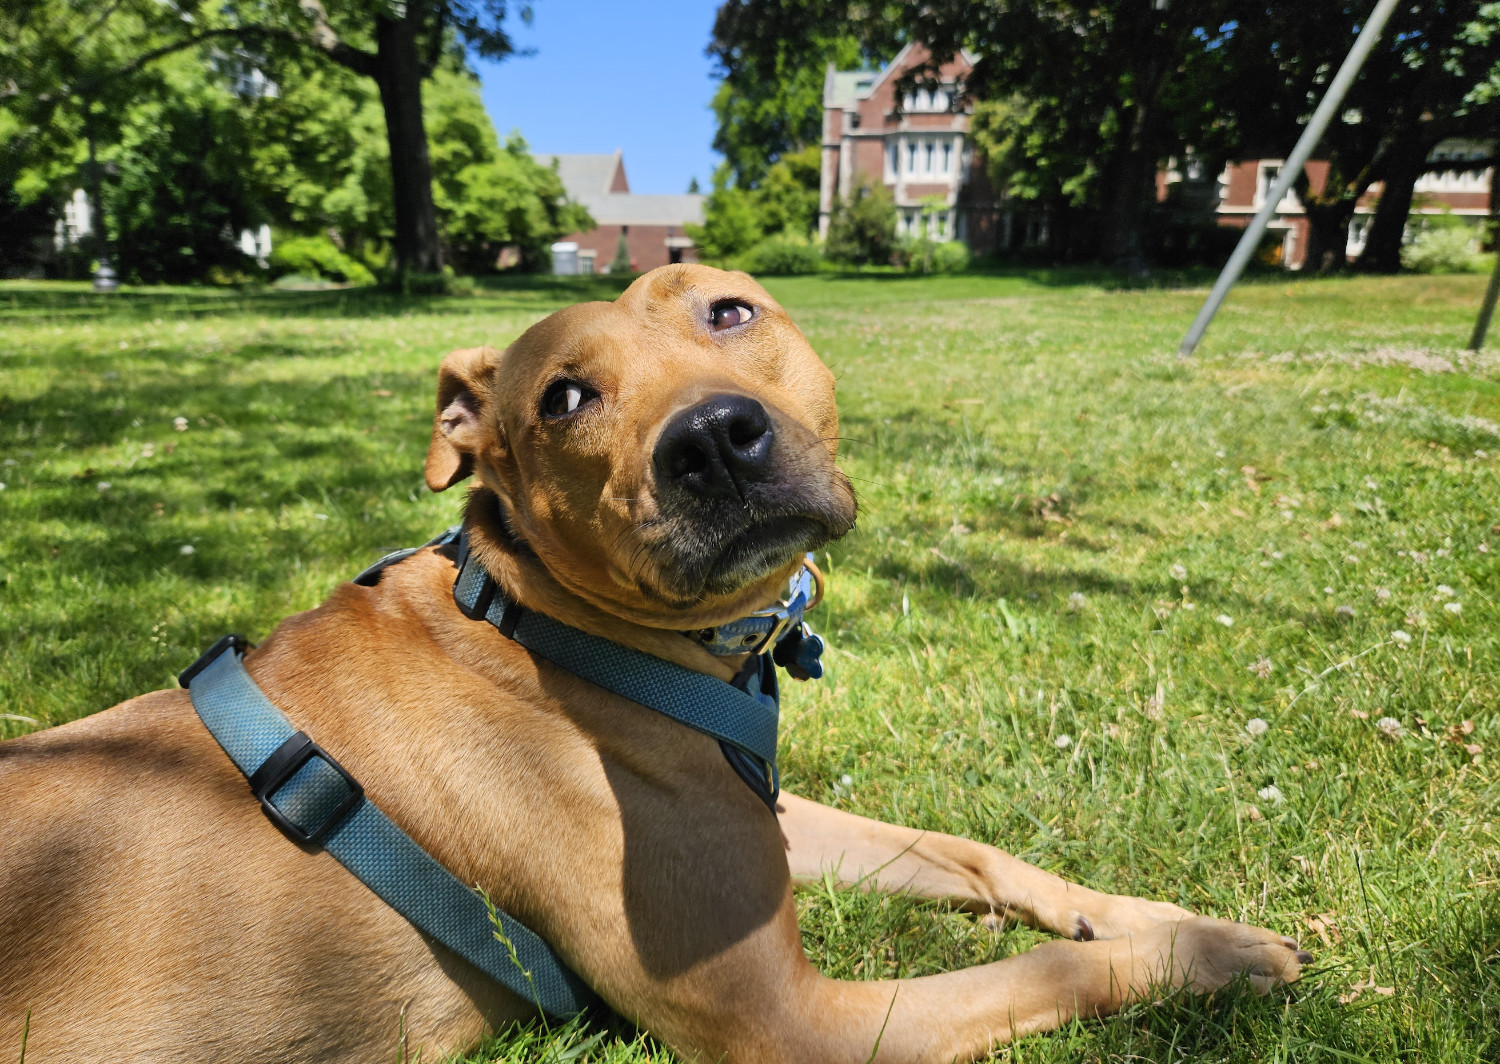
[[610, 229, 632, 274], [687, 168, 764, 259], [424, 64, 592, 271], [1355, 3, 1500, 272], [1218, 1, 1500, 274], [823, 179, 896, 265], [1, 0, 533, 277], [708, 0, 1243, 271], [707, 17, 868, 189]]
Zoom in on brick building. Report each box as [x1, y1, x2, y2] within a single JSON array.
[[536, 151, 704, 274], [1199, 142, 1492, 269], [818, 44, 999, 247]]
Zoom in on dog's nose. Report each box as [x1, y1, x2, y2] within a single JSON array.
[[655, 394, 774, 500]]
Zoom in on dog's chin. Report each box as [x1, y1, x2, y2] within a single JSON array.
[[637, 514, 833, 609], [699, 515, 825, 597]]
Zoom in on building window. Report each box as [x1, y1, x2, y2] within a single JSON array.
[[924, 140, 935, 174], [907, 142, 917, 173], [942, 141, 953, 173], [889, 143, 898, 178], [1257, 162, 1282, 207]]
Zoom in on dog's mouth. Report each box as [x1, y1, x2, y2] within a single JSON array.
[[700, 515, 828, 596], [635, 494, 853, 607]]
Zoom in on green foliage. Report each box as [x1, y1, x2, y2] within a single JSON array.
[[1402, 226, 1487, 274], [753, 145, 822, 238], [691, 146, 823, 262], [708, 34, 862, 188], [739, 233, 823, 275], [425, 66, 592, 273], [105, 65, 261, 284], [823, 181, 896, 266], [610, 230, 633, 275], [931, 240, 971, 273], [244, 59, 391, 264], [269, 235, 375, 285], [687, 169, 764, 260], [897, 237, 971, 274]]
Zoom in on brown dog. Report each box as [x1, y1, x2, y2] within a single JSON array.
[[0, 264, 1306, 1063]]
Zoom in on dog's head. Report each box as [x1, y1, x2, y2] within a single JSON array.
[[424, 264, 857, 629]]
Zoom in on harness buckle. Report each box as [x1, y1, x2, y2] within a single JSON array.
[[178, 633, 252, 689], [248, 731, 364, 845]]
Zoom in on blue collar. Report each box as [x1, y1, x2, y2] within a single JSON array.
[[450, 527, 825, 809]]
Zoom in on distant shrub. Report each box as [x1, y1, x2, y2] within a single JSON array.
[[740, 235, 822, 275], [270, 235, 375, 285], [825, 181, 897, 266], [897, 238, 970, 274], [1402, 226, 1485, 274], [932, 240, 971, 273]]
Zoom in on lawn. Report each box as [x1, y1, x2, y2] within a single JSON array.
[[2, 269, 1497, 1062]]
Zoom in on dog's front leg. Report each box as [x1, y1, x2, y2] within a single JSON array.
[[776, 791, 1191, 941], [653, 903, 1304, 1064]]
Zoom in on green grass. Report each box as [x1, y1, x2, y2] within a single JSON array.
[[2, 271, 1497, 1062]]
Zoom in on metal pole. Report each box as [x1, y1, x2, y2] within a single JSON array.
[[1177, 0, 1401, 357], [1469, 151, 1500, 350]]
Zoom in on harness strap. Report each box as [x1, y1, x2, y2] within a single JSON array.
[[183, 637, 597, 1018], [453, 529, 781, 807]]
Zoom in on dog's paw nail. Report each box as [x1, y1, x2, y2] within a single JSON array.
[[1295, 950, 1314, 965], [1075, 915, 1095, 941]]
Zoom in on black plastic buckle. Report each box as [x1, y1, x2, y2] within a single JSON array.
[[179, 634, 252, 689], [247, 731, 364, 845]]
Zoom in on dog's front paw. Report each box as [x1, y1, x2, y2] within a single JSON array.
[[1115, 916, 1311, 998]]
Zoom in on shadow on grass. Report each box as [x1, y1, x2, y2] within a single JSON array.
[[0, 273, 637, 323]]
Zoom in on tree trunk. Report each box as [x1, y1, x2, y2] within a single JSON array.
[[373, 14, 442, 275], [1302, 200, 1355, 274], [1356, 133, 1432, 273]]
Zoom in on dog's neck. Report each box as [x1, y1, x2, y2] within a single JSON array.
[[459, 490, 744, 682]]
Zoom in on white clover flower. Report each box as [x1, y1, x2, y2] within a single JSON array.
[[1248, 658, 1273, 679], [1216, 614, 1234, 627], [1324, 586, 1335, 595], [1390, 629, 1412, 645], [1067, 592, 1087, 611], [1054, 734, 1072, 749], [179, 544, 195, 555], [1376, 716, 1403, 739], [1444, 602, 1463, 615], [1245, 718, 1269, 737], [173, 416, 189, 431], [1257, 784, 1285, 804], [1435, 585, 1455, 598], [1376, 587, 1392, 602], [96, 481, 111, 492], [839, 774, 853, 787], [1335, 604, 1355, 619], [1169, 563, 1188, 582]]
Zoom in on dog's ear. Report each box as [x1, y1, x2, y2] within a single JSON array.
[[425, 346, 497, 493]]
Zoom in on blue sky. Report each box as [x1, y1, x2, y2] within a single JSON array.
[[473, 1, 725, 195]]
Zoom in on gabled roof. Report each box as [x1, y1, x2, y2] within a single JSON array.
[[535, 151, 627, 198], [579, 193, 705, 227], [824, 43, 980, 108], [535, 150, 703, 227]]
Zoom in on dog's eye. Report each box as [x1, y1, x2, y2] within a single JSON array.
[[541, 380, 595, 418], [709, 300, 755, 332]]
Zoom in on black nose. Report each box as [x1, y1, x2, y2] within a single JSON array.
[[654, 394, 775, 501]]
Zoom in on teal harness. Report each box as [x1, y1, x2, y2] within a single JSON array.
[[180, 524, 823, 1018]]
